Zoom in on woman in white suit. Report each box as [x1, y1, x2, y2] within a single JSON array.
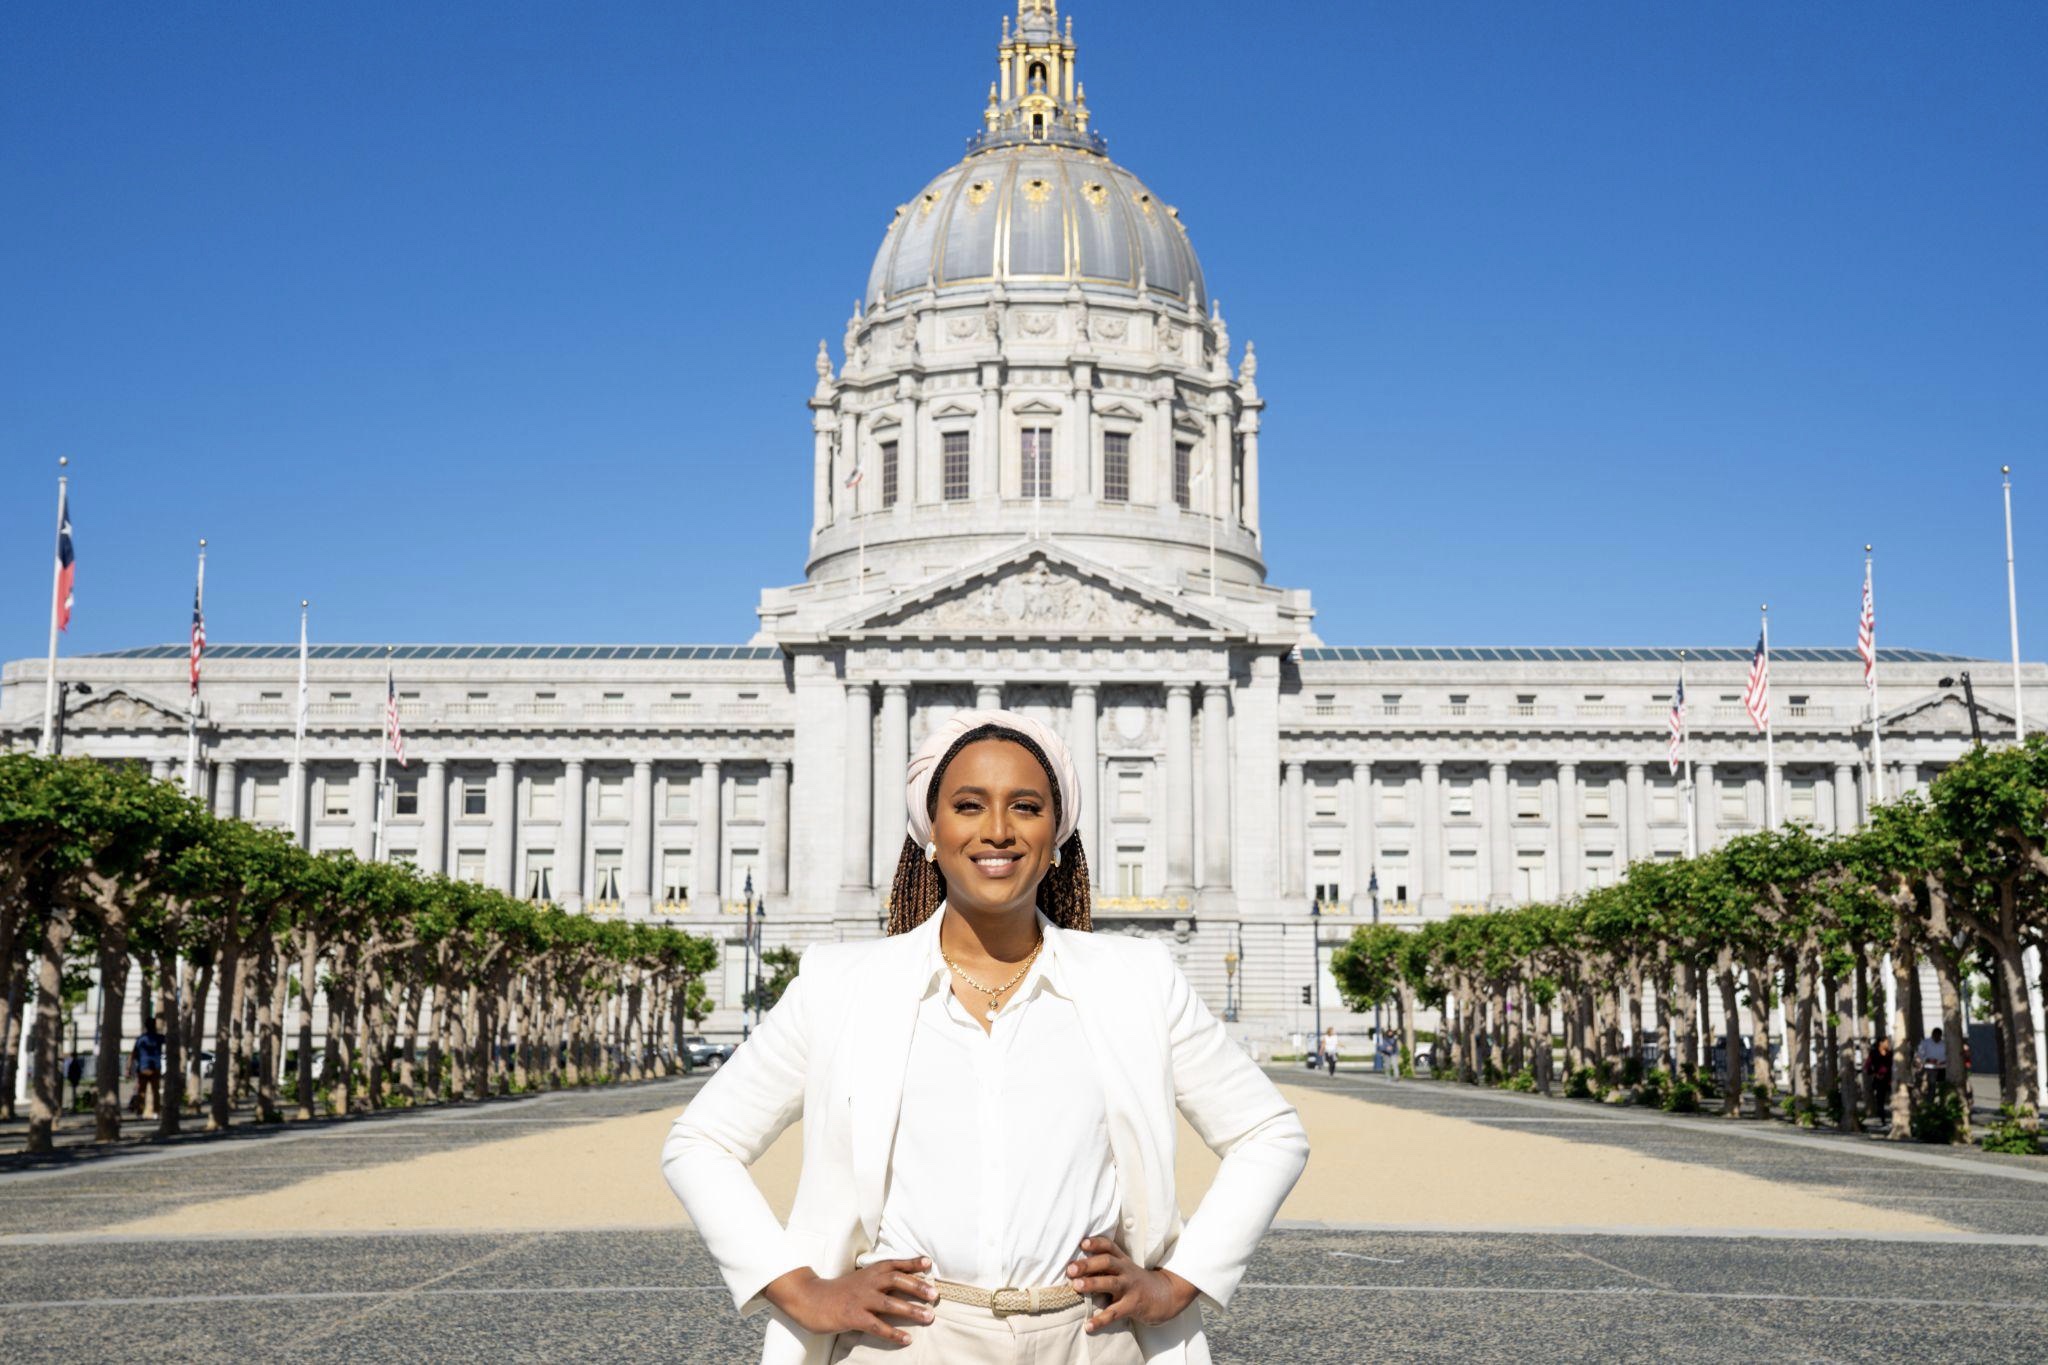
[[662, 710, 1308, 1364]]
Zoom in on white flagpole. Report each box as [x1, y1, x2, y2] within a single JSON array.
[[1867, 546, 1884, 805], [1681, 650, 1697, 860], [37, 458, 69, 756], [373, 646, 391, 863], [1761, 604, 1777, 830], [292, 600, 309, 843], [2004, 466, 2025, 741], [185, 540, 207, 797]]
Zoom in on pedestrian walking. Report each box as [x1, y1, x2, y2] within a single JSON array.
[[130, 1015, 166, 1118], [1863, 1037, 1893, 1120], [1321, 1027, 1339, 1077], [1916, 1027, 1947, 1084], [662, 709, 1308, 1365], [1376, 1031, 1400, 1082]]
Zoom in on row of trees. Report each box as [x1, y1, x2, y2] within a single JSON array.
[[1, 752, 721, 1154], [1334, 735, 2048, 1141]]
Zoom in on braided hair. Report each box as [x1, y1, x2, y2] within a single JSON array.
[[885, 723, 1092, 936]]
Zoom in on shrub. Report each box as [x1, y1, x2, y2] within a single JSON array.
[[1663, 1081, 1701, 1113], [1565, 1066, 1600, 1099], [1637, 1067, 1671, 1108], [1979, 1107, 2044, 1156], [1912, 1084, 1968, 1145], [1503, 1068, 1537, 1093]]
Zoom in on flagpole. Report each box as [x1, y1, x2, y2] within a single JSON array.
[[37, 458, 69, 756], [373, 645, 391, 863], [292, 600, 309, 844], [2004, 466, 2025, 741], [1681, 649, 1697, 859], [1866, 546, 1884, 805], [1761, 604, 1777, 829], [185, 540, 207, 797]]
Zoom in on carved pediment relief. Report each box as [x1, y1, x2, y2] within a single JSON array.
[[929, 401, 976, 419], [1883, 690, 2015, 738], [68, 688, 185, 729]]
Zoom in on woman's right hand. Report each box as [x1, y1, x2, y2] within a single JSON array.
[[761, 1256, 937, 1345]]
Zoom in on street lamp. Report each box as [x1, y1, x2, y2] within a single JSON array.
[[1309, 897, 1323, 1044], [1223, 948, 1239, 1023], [1938, 673, 1986, 748], [751, 880, 768, 1032], [1368, 868, 1383, 1044], [740, 871, 756, 1040], [50, 681, 92, 756]]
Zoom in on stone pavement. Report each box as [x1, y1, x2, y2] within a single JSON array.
[[1, 1071, 2044, 1362]]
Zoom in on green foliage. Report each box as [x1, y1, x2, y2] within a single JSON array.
[[1637, 1067, 1670, 1108], [743, 947, 800, 1014], [1912, 1084, 1969, 1145], [1330, 924, 1408, 1014], [1662, 1081, 1701, 1113], [1565, 1066, 1599, 1099], [1979, 1107, 2044, 1156], [1502, 1068, 1536, 1093]]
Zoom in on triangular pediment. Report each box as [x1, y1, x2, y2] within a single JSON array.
[[67, 687, 186, 729], [1881, 688, 2016, 737], [826, 542, 1249, 642]]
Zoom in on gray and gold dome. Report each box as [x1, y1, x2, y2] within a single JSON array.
[[864, 1, 1205, 311]]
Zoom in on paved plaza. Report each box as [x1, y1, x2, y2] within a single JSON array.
[[3, 1073, 2046, 1363]]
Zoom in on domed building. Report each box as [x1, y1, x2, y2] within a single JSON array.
[[5, 0, 2030, 1049]]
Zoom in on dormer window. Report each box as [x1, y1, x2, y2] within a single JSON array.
[[1032, 113, 1045, 138]]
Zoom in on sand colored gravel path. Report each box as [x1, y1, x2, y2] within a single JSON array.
[[95, 1083, 1954, 1239]]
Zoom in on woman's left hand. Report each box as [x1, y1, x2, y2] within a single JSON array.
[[1064, 1236, 1200, 1332]]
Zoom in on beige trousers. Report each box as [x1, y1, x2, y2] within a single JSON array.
[[828, 1296, 1145, 1365]]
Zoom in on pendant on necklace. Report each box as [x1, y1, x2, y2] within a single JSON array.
[[985, 1003, 1000, 1021]]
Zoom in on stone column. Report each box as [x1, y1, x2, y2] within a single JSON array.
[[1887, 761, 1908, 801], [1239, 414, 1261, 540], [1163, 683, 1196, 898], [1624, 761, 1648, 863], [811, 398, 835, 535], [766, 759, 791, 898], [1557, 761, 1579, 898], [213, 757, 238, 819], [837, 409, 858, 524], [150, 758, 171, 781], [1210, 404, 1235, 526], [874, 684, 910, 883], [1199, 682, 1233, 895], [1348, 760, 1373, 913], [1419, 762, 1443, 907], [488, 760, 517, 893], [1281, 760, 1306, 898], [1694, 760, 1717, 853], [1766, 759, 1782, 829], [976, 681, 1004, 711], [1833, 761, 1858, 833], [421, 759, 447, 874], [697, 758, 723, 907], [624, 759, 653, 913], [1069, 684, 1099, 867], [287, 757, 309, 848], [1487, 760, 1512, 904], [559, 758, 585, 910], [842, 682, 874, 896], [354, 759, 378, 861], [1071, 363, 1095, 504], [977, 365, 1001, 504]]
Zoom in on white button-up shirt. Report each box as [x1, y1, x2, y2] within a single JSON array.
[[863, 909, 1120, 1289]]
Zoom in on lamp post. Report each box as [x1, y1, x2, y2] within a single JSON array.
[[751, 879, 768, 1032], [740, 871, 756, 1040], [49, 681, 93, 757], [1939, 673, 1986, 748], [1368, 868, 1383, 1043], [1309, 897, 1324, 1044], [1223, 948, 1239, 1023]]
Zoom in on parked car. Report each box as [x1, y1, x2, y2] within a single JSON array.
[[684, 1035, 735, 1070]]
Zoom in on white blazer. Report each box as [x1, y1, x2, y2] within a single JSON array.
[[661, 909, 1309, 1365]]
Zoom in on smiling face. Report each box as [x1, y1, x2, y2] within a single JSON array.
[[929, 736, 1058, 920]]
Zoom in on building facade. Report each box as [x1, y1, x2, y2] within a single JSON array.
[[6, 1, 2040, 1044]]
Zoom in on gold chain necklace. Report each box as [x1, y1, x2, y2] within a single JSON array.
[[942, 935, 1044, 1022]]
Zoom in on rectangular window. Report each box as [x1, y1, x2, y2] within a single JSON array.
[[1313, 875, 1343, 908], [525, 851, 555, 903], [1311, 780, 1339, 819], [1117, 846, 1145, 898], [1379, 851, 1410, 905], [1102, 432, 1130, 502], [1651, 780, 1680, 823], [1514, 777, 1543, 819], [661, 851, 690, 906], [328, 690, 352, 702], [1446, 780, 1474, 819], [1788, 779, 1817, 824], [1447, 851, 1480, 903], [1720, 781, 1748, 821], [461, 778, 489, 817], [1584, 850, 1616, 889], [1583, 783, 1611, 820], [1514, 850, 1546, 902], [394, 777, 420, 817], [729, 848, 760, 901], [1379, 784, 1410, 820], [596, 776, 626, 821], [455, 850, 486, 884], [592, 850, 624, 903], [322, 776, 352, 819], [1020, 427, 1052, 498], [664, 778, 693, 821], [1173, 442, 1192, 509], [733, 777, 760, 821], [251, 777, 282, 823], [942, 432, 970, 501], [1116, 768, 1145, 819], [529, 776, 559, 821], [880, 440, 899, 508]]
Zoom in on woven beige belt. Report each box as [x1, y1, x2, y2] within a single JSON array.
[[932, 1280, 1083, 1317]]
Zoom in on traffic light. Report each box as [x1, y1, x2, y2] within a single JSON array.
[[1300, 985, 1312, 1005]]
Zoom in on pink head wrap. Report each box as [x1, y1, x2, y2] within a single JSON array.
[[904, 708, 1082, 851]]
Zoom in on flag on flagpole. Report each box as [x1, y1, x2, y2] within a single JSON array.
[[188, 582, 206, 695], [843, 463, 864, 488], [1742, 630, 1771, 732], [385, 666, 408, 768], [1667, 674, 1687, 774], [54, 488, 76, 632], [1857, 560, 1877, 698]]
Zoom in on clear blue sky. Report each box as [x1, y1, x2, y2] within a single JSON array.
[[4, 1, 2044, 661]]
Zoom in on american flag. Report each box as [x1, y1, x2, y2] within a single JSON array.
[[843, 463, 864, 489], [1667, 674, 1687, 775], [188, 583, 205, 695], [53, 488, 76, 631], [1742, 630, 1771, 733], [384, 667, 408, 767], [1857, 562, 1877, 697]]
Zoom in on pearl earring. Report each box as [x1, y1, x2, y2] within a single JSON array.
[[1051, 847, 1062, 869], [924, 840, 938, 863]]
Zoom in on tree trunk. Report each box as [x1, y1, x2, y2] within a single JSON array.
[[1716, 951, 1744, 1119], [184, 960, 212, 1107], [157, 953, 188, 1138], [24, 907, 73, 1154], [398, 980, 423, 1105], [1889, 943, 1918, 1141], [92, 930, 129, 1143], [0, 953, 26, 1121], [254, 933, 284, 1125], [207, 937, 242, 1132], [1928, 941, 1971, 1141], [1991, 931, 2040, 1122], [1789, 951, 1815, 1123], [1836, 965, 1864, 1134], [364, 951, 389, 1110], [1743, 953, 1774, 1117], [294, 928, 319, 1120]]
